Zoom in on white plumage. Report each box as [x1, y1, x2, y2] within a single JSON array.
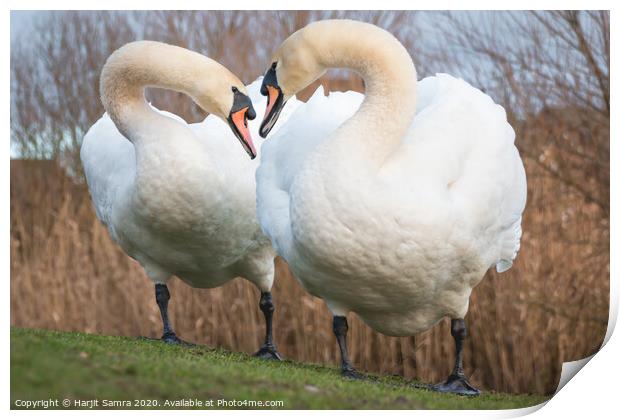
[[259, 74, 526, 337], [256, 20, 527, 348], [81, 41, 300, 355], [82, 79, 289, 289], [256, 20, 526, 392]]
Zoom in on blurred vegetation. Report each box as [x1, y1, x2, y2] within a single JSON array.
[[10, 11, 609, 395]]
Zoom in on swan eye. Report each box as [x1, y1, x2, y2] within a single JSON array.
[[270, 62, 277, 70], [231, 86, 239, 93]]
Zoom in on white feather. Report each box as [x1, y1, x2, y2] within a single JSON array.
[[82, 78, 301, 290], [257, 74, 527, 336]]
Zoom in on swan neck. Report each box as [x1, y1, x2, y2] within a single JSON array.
[[99, 41, 226, 142], [307, 21, 417, 164]]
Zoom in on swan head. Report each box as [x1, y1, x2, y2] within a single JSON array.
[[259, 28, 325, 137], [259, 19, 418, 139], [195, 80, 257, 159], [226, 86, 257, 159]]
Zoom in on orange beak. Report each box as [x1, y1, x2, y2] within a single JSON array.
[[259, 85, 285, 138], [264, 85, 280, 121], [229, 107, 256, 159]]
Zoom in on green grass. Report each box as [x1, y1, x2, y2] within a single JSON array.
[[11, 327, 548, 410]]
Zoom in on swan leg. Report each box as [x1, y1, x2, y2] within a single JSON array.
[[431, 318, 480, 396], [333, 316, 364, 379], [154, 284, 187, 345], [253, 291, 283, 360]]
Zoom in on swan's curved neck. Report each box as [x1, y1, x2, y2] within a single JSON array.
[[305, 21, 418, 167], [100, 41, 223, 143]]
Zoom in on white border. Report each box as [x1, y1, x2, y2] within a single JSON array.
[[4, 1, 617, 418]]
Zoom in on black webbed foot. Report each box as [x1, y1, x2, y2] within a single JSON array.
[[341, 366, 365, 380], [254, 344, 283, 361], [431, 374, 480, 396], [139, 333, 194, 346], [161, 331, 194, 346], [428, 318, 481, 396]]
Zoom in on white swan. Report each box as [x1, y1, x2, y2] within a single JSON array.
[[81, 41, 298, 359], [256, 20, 527, 393]]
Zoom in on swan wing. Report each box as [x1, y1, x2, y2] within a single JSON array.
[[81, 113, 135, 230], [80, 106, 189, 233], [257, 86, 363, 255], [396, 73, 527, 272]]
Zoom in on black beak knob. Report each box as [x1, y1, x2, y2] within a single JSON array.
[[248, 105, 256, 120], [261, 64, 278, 96]]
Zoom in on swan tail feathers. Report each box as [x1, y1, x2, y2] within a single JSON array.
[[496, 259, 513, 274], [495, 217, 523, 273]]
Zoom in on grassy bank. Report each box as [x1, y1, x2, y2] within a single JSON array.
[[10, 328, 548, 409]]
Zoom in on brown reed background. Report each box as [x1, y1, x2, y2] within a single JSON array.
[[10, 11, 609, 395]]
